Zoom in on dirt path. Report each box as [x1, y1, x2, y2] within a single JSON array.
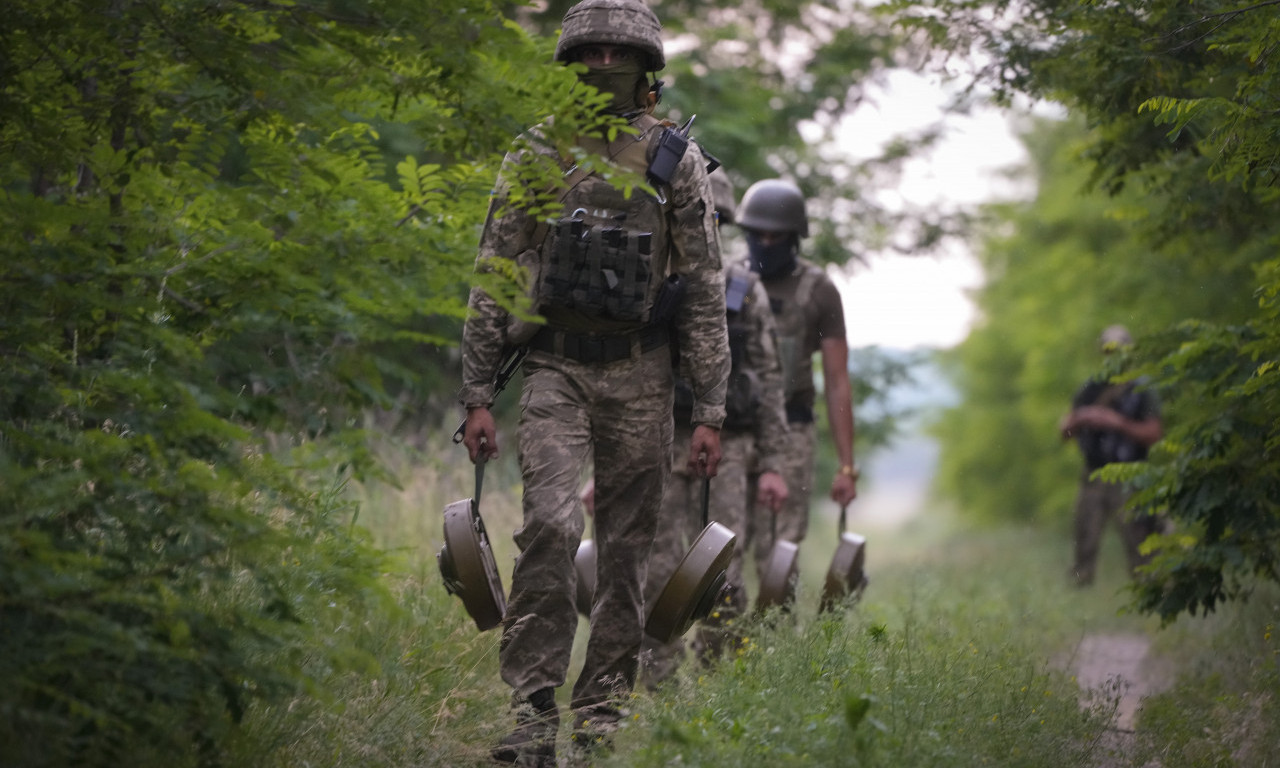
[[1070, 631, 1172, 767]]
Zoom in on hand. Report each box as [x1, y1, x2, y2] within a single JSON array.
[[1061, 406, 1120, 438], [463, 406, 500, 463], [830, 471, 857, 507], [686, 424, 722, 478], [756, 471, 788, 513]]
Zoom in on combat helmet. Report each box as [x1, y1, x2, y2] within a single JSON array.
[[737, 178, 809, 238], [1100, 324, 1133, 351], [555, 0, 666, 72]]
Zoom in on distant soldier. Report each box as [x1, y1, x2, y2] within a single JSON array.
[[736, 179, 859, 574], [458, 1, 729, 764], [640, 169, 789, 685], [1059, 325, 1164, 586]]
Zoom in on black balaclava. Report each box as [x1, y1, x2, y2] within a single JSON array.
[[746, 231, 798, 279], [578, 60, 649, 116]]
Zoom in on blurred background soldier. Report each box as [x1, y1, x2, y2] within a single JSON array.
[[458, 1, 729, 764], [1059, 324, 1164, 586], [640, 169, 789, 686], [736, 179, 859, 576]]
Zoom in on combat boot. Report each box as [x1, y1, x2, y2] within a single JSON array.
[[492, 687, 559, 767], [566, 703, 620, 765]]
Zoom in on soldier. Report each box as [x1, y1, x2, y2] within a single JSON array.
[[1059, 324, 1164, 586], [640, 170, 789, 686], [736, 179, 859, 575], [457, 1, 729, 765]]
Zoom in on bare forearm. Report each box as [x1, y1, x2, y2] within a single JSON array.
[[821, 339, 855, 466], [825, 375, 855, 466]]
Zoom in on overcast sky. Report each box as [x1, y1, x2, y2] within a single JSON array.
[[829, 68, 1032, 350]]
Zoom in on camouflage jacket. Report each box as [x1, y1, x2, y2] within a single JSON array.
[[459, 113, 729, 428], [734, 264, 789, 476]]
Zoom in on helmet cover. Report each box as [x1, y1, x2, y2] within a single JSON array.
[[555, 0, 666, 71]]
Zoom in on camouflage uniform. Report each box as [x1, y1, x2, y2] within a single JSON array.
[[745, 257, 846, 570], [459, 27, 729, 758], [1067, 378, 1162, 585], [641, 262, 787, 684]]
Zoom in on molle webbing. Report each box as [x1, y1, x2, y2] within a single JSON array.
[[544, 214, 653, 323], [538, 118, 671, 328]]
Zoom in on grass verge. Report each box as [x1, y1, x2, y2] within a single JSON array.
[[228, 456, 1278, 767]]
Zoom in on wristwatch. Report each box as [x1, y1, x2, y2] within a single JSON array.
[[838, 463, 860, 480]]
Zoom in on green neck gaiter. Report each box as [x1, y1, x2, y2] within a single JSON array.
[[578, 61, 648, 115]]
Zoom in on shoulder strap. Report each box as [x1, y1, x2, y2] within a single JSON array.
[[529, 115, 669, 250], [794, 262, 821, 308]]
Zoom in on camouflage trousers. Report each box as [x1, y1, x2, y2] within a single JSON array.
[[745, 420, 815, 574], [1071, 471, 1159, 586], [501, 345, 673, 724], [640, 428, 754, 685]]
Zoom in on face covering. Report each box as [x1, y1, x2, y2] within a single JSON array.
[[746, 232, 798, 279], [578, 61, 648, 116]]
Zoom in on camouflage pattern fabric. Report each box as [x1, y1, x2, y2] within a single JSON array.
[[461, 113, 728, 427], [501, 346, 674, 710], [733, 262, 788, 478], [1070, 473, 1157, 586], [461, 108, 729, 733], [640, 272, 787, 685], [746, 421, 815, 571], [757, 257, 845, 415], [555, 0, 665, 71]]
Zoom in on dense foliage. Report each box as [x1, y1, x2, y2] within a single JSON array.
[[902, 0, 1280, 621], [0, 0, 965, 761], [531, 0, 935, 267], [0, 0, 604, 763]]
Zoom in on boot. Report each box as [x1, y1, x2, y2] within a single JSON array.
[[567, 703, 620, 764], [492, 688, 559, 767]]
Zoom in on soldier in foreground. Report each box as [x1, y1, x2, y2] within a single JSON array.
[[640, 170, 789, 685], [457, 1, 728, 764], [736, 179, 859, 574]]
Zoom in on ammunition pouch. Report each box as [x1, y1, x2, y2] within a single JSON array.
[[674, 367, 759, 432], [650, 273, 686, 327], [723, 369, 760, 432], [543, 214, 654, 323], [785, 401, 814, 424]]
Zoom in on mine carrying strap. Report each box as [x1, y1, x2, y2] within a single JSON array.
[[529, 325, 669, 365]]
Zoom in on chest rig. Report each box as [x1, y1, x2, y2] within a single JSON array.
[[769, 266, 821, 410], [673, 262, 760, 430], [540, 115, 673, 330]]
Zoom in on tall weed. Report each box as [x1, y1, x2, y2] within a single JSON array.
[[226, 442, 1278, 767]]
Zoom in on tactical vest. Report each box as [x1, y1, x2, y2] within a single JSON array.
[[1074, 380, 1154, 470], [768, 264, 821, 421], [674, 262, 759, 430], [538, 115, 673, 333]]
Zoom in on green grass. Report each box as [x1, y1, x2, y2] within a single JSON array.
[[226, 450, 1279, 767]]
